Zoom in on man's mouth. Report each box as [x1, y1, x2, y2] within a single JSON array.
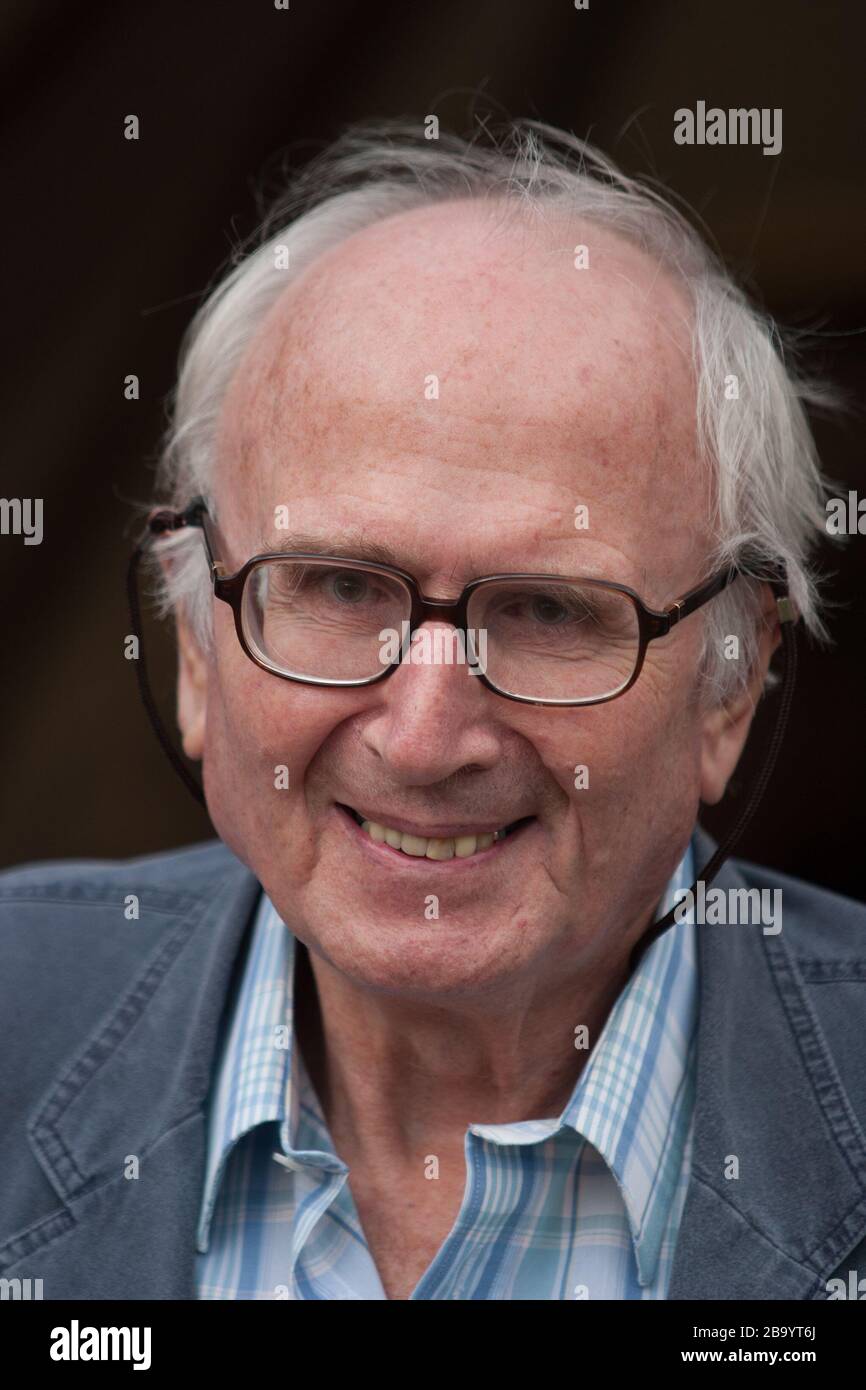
[[336, 803, 535, 862]]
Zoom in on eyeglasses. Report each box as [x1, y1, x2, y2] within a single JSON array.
[[145, 496, 741, 707], [150, 497, 743, 706]]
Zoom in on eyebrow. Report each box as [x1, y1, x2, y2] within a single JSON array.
[[247, 532, 629, 587], [253, 532, 405, 568]]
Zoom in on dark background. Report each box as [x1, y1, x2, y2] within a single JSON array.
[[2, 0, 864, 895]]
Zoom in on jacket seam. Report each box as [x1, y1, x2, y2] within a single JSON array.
[[796, 960, 866, 982], [27, 887, 217, 1198], [802, 1188, 866, 1271], [688, 1171, 824, 1287], [0, 888, 206, 911], [2, 1110, 208, 1273], [64, 1107, 207, 1208], [0, 1205, 77, 1271], [761, 929, 866, 1187]]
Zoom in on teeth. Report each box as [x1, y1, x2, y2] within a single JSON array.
[[425, 838, 454, 860], [400, 834, 428, 857], [359, 817, 499, 860]]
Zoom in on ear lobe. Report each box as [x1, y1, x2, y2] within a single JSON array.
[[176, 616, 207, 760], [699, 585, 782, 805], [699, 686, 759, 805]]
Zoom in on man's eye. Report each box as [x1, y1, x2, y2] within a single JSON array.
[[497, 590, 595, 626], [528, 595, 581, 625], [327, 572, 369, 604]]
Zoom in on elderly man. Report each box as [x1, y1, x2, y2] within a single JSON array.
[[2, 121, 864, 1304]]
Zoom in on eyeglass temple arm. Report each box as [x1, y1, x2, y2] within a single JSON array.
[[127, 502, 210, 808], [147, 495, 224, 576], [147, 495, 207, 535], [667, 563, 798, 628], [665, 565, 739, 627]]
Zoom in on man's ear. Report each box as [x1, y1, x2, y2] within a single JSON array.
[[175, 614, 208, 760], [699, 584, 782, 806]]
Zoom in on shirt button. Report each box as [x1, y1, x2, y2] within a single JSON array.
[[273, 1152, 299, 1171]]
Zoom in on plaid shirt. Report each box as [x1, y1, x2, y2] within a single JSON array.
[[196, 840, 697, 1299]]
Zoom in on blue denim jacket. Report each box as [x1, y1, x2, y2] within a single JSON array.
[[1, 826, 865, 1300]]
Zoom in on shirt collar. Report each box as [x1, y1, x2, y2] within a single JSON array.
[[198, 837, 698, 1280], [466, 839, 698, 1287], [196, 893, 343, 1252], [567, 839, 697, 1284]]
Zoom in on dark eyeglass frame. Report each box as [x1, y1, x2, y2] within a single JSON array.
[[147, 494, 742, 707]]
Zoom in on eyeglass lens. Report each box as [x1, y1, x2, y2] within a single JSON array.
[[241, 560, 641, 700]]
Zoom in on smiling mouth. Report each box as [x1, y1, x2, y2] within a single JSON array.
[[336, 804, 535, 861]]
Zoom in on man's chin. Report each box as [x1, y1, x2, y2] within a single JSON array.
[[257, 805, 562, 995], [285, 901, 546, 1002]]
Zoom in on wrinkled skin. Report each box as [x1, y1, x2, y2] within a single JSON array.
[[172, 202, 778, 1280]]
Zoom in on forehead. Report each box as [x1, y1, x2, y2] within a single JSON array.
[[213, 200, 708, 586]]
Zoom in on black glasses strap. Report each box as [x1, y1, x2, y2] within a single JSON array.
[[628, 604, 798, 974], [126, 541, 207, 808]]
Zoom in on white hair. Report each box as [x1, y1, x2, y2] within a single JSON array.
[[150, 118, 837, 703]]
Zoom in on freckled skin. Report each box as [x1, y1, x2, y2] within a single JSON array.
[[174, 200, 778, 1294]]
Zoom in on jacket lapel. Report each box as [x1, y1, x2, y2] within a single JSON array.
[[10, 851, 260, 1299], [668, 827, 866, 1299], [11, 830, 865, 1300]]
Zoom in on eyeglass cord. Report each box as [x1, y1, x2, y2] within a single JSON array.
[[627, 614, 797, 972], [127, 540, 798, 975], [127, 542, 208, 808]]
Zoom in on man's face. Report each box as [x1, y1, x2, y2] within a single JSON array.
[[178, 202, 749, 1000]]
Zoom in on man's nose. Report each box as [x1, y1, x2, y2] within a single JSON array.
[[360, 622, 503, 786]]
